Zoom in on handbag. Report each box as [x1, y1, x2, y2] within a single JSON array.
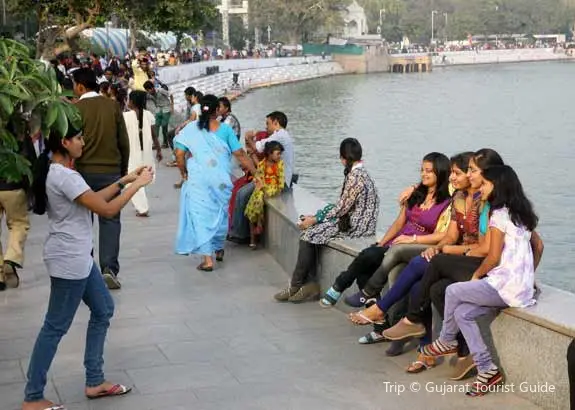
[[314, 204, 352, 233]]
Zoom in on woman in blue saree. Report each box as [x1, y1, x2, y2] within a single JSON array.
[[174, 95, 258, 271]]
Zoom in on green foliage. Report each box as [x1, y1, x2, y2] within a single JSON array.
[[0, 38, 81, 184], [357, 0, 575, 42], [249, 0, 343, 44]]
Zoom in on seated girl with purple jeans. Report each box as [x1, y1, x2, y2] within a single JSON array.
[[319, 152, 452, 308], [419, 165, 539, 397]]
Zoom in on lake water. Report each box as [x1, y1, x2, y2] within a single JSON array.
[[233, 61, 575, 293]]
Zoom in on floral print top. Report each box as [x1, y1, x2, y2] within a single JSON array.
[[484, 207, 535, 308], [301, 163, 379, 245], [450, 190, 490, 245]]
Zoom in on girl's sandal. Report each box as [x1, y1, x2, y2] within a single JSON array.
[[348, 311, 385, 326], [86, 383, 132, 400], [249, 243, 257, 250], [196, 264, 214, 272], [406, 353, 436, 374]]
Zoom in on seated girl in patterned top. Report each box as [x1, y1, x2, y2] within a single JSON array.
[[319, 152, 452, 308], [244, 141, 285, 249], [419, 165, 539, 396], [273, 138, 380, 304]]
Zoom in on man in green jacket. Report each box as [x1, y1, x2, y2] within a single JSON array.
[[73, 68, 130, 289]]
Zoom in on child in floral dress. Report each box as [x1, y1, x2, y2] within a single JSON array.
[[245, 141, 285, 248]]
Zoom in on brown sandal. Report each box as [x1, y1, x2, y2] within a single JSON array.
[[406, 353, 436, 374]]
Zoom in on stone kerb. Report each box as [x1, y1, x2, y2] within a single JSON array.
[[434, 48, 572, 66], [263, 185, 571, 410], [157, 56, 330, 84], [166, 62, 344, 112]]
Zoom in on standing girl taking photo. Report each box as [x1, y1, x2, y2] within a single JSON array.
[[23, 125, 153, 410]]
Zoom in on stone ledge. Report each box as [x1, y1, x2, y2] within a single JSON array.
[[266, 186, 575, 339], [264, 186, 571, 410]]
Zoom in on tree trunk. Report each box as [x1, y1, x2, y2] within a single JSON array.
[[175, 32, 183, 53], [129, 19, 137, 52]]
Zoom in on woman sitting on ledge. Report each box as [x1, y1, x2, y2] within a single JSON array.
[[273, 138, 379, 304], [350, 149, 503, 374], [319, 152, 452, 308], [419, 165, 539, 396]]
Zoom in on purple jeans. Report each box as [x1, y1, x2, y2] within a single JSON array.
[[439, 280, 507, 373]]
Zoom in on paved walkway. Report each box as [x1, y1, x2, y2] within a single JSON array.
[[0, 164, 540, 410]]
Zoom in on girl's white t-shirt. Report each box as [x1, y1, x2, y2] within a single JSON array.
[[485, 207, 536, 308], [43, 163, 93, 280]]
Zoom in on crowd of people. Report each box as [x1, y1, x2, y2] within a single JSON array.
[[0, 55, 297, 409], [271, 146, 546, 396], [3, 55, 575, 409]]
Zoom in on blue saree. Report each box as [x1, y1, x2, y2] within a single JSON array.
[[174, 123, 233, 256]]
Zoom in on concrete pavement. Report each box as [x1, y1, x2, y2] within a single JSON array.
[[0, 162, 541, 410]]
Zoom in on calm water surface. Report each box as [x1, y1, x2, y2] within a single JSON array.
[[233, 61, 575, 293]]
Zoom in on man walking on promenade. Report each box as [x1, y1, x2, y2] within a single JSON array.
[[144, 80, 174, 148], [228, 111, 294, 243], [73, 68, 130, 289], [0, 129, 35, 290]]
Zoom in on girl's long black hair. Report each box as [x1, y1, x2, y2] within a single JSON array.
[[474, 148, 504, 170], [338, 138, 363, 232], [482, 165, 538, 231], [407, 152, 451, 209], [450, 151, 475, 173], [198, 94, 219, 131], [340, 138, 362, 178], [129, 90, 147, 150], [32, 125, 81, 215]]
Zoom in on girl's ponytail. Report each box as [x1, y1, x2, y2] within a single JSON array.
[[129, 91, 147, 150], [197, 94, 219, 131], [31, 124, 82, 215], [31, 145, 51, 215]]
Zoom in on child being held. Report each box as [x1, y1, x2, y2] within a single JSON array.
[[244, 141, 285, 248]]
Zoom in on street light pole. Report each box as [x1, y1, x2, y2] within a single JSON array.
[[443, 12, 448, 44], [431, 10, 438, 46]]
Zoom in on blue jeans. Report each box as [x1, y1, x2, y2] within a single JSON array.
[[24, 263, 115, 402], [376, 255, 429, 313], [229, 182, 255, 240], [81, 172, 122, 274]]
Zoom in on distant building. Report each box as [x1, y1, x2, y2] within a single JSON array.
[[342, 1, 368, 39]]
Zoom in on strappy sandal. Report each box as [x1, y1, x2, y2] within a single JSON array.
[[406, 352, 436, 374], [86, 383, 132, 399], [215, 250, 225, 262]]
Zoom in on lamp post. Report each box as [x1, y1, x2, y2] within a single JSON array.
[[431, 10, 438, 46], [267, 25, 271, 44], [105, 21, 112, 56], [443, 12, 448, 44]]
